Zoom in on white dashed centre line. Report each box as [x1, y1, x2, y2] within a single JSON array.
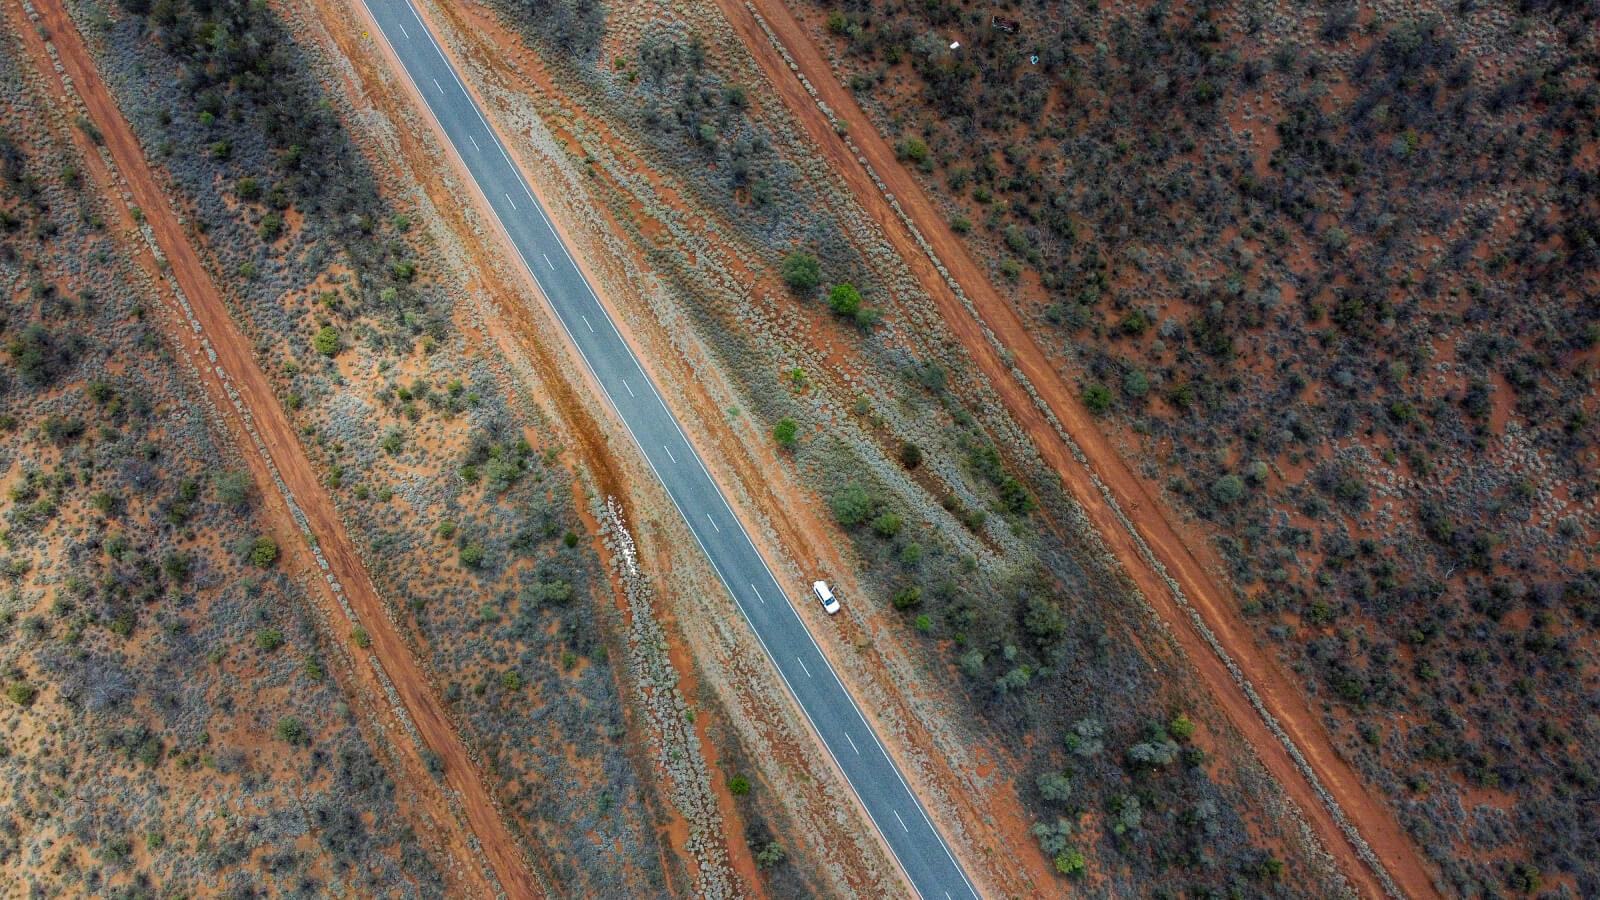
[[542, 253, 554, 269], [844, 732, 859, 755], [893, 810, 910, 833], [751, 584, 765, 605], [504, 193, 517, 211], [621, 379, 635, 397], [796, 657, 812, 678], [468, 134, 479, 152], [706, 514, 720, 533], [663, 445, 678, 464], [431, 77, 443, 94], [581, 315, 594, 333], [397, 22, 409, 39]]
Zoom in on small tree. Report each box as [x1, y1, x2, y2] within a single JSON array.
[[828, 283, 862, 316], [312, 325, 340, 357], [1169, 713, 1197, 740], [1083, 383, 1112, 414], [830, 484, 874, 526], [250, 536, 279, 568], [773, 418, 799, 449], [754, 842, 786, 869], [1210, 474, 1245, 505], [781, 252, 820, 292], [1054, 848, 1086, 876], [870, 512, 903, 537], [275, 716, 308, 745], [892, 586, 922, 609], [899, 441, 923, 469], [215, 470, 254, 508]]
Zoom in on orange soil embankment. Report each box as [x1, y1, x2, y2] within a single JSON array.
[[712, 2, 1442, 898], [24, 1, 545, 896]]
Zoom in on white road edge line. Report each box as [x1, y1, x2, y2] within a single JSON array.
[[353, 4, 979, 896]]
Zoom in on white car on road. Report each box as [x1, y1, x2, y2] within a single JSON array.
[[812, 580, 841, 615]]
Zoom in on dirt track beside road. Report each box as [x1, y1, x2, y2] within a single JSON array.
[[711, 2, 1442, 898], [20, 1, 547, 895]]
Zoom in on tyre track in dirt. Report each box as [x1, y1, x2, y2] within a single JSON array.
[[19, 1, 546, 895], [711, 2, 1441, 898]]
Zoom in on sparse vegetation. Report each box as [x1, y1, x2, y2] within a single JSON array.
[[802, 0, 1600, 890], [0, 36, 448, 892]]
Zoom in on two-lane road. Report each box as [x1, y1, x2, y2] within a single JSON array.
[[352, 0, 981, 897]]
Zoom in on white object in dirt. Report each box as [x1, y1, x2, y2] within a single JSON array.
[[812, 580, 841, 615], [949, 40, 961, 50]]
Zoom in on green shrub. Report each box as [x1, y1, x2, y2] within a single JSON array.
[[352, 625, 371, 648], [459, 541, 486, 568], [754, 842, 786, 869], [312, 325, 340, 357], [215, 470, 253, 508], [1083, 383, 1113, 414], [896, 137, 929, 164], [1054, 848, 1086, 876], [828, 283, 862, 316], [773, 418, 799, 449], [257, 212, 282, 241], [250, 536, 279, 568], [899, 441, 923, 469], [727, 775, 751, 795], [892, 586, 922, 609], [781, 252, 820, 292], [275, 716, 308, 745], [1210, 474, 1245, 505], [1170, 713, 1197, 740], [255, 628, 284, 651], [1123, 368, 1150, 398], [6, 682, 38, 707], [1037, 770, 1074, 804], [830, 484, 874, 526]]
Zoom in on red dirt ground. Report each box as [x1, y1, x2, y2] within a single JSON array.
[[711, 1, 1443, 897], [22, 1, 547, 895]]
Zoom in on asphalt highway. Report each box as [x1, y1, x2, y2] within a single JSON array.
[[353, 1, 982, 897]]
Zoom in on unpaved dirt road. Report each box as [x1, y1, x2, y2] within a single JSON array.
[[713, 2, 1442, 898], [22, 1, 545, 895]]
